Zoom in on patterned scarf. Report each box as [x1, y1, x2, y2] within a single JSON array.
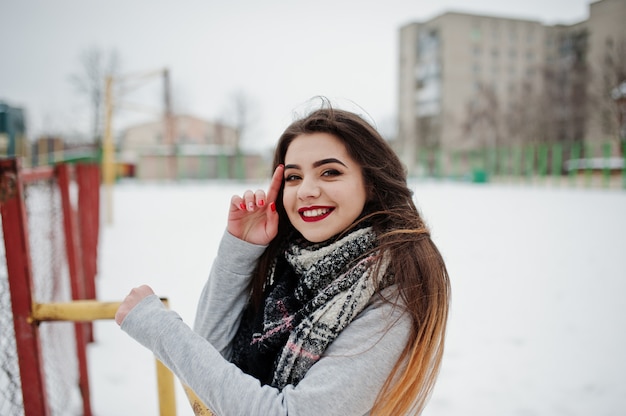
[[231, 226, 391, 389]]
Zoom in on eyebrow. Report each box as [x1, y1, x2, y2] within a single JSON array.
[[284, 158, 348, 170]]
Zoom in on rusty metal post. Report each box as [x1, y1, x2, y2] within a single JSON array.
[[76, 162, 101, 343], [0, 158, 51, 416], [57, 163, 93, 416]]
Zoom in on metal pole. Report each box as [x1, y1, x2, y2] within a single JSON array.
[[57, 163, 92, 416], [102, 76, 114, 225], [0, 158, 51, 415], [622, 141, 626, 190], [31, 298, 181, 416], [602, 142, 611, 188], [163, 68, 176, 180], [569, 142, 580, 187], [552, 142, 563, 187]]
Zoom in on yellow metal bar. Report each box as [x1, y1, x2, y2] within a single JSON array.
[[156, 359, 177, 416], [154, 297, 177, 416], [34, 301, 180, 415], [184, 386, 214, 416], [30, 298, 213, 415], [103, 75, 114, 225], [118, 68, 166, 82], [31, 300, 121, 322]]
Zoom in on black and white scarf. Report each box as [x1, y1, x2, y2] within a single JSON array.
[[231, 226, 391, 389]]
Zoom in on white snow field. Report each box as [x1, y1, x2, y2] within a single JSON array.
[[88, 180, 626, 416]]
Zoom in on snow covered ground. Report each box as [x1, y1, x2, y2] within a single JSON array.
[[88, 180, 626, 416]]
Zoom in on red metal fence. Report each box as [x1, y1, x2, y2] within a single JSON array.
[[0, 158, 100, 416]]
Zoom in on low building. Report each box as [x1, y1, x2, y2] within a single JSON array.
[[119, 114, 264, 180], [0, 101, 29, 163]]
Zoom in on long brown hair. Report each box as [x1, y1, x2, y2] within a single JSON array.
[[251, 104, 450, 415]]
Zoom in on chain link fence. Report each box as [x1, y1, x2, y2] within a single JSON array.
[[0, 223, 24, 416], [411, 140, 626, 189], [1, 175, 82, 415]]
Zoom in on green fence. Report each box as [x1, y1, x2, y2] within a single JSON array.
[[413, 140, 626, 189]]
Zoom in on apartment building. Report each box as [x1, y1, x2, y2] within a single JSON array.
[[397, 0, 626, 172], [585, 0, 626, 141]]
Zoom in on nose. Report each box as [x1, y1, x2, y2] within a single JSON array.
[[297, 176, 321, 200]]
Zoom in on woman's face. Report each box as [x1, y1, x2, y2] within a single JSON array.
[[282, 132, 368, 243]]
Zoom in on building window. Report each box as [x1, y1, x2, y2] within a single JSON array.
[[471, 28, 482, 42], [416, 28, 441, 117], [491, 22, 500, 39], [508, 83, 516, 93]]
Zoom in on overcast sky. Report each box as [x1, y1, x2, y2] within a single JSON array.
[[1, 0, 591, 150]]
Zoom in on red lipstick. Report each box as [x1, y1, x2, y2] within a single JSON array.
[[298, 206, 334, 222]]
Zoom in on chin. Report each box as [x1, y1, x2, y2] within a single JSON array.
[[298, 229, 334, 244], [301, 234, 328, 243]]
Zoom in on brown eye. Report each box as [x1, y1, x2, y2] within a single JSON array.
[[322, 169, 341, 177]]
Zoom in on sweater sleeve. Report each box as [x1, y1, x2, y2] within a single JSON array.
[[120, 288, 411, 416], [192, 230, 267, 358]]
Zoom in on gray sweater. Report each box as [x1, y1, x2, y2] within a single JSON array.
[[121, 231, 412, 415]]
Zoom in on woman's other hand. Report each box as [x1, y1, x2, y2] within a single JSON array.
[[115, 285, 155, 325]]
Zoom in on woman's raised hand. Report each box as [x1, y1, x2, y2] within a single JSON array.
[[227, 164, 284, 245]]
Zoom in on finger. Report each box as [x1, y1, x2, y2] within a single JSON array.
[[230, 194, 245, 212], [265, 200, 280, 238], [135, 284, 155, 297], [243, 190, 255, 211], [254, 189, 267, 207], [266, 164, 284, 203]]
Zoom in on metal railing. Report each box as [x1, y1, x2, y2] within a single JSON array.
[[1, 157, 213, 415], [411, 140, 626, 189]]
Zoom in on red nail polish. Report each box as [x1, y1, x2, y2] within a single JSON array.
[[239, 203, 246, 210], [270, 202, 276, 212], [259, 199, 265, 207]]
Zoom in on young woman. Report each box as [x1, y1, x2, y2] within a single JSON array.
[[115, 105, 451, 415]]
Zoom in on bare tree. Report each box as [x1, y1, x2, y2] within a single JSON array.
[[504, 29, 590, 147], [222, 90, 259, 151], [506, 75, 562, 145], [68, 46, 120, 145], [462, 84, 503, 149], [596, 36, 626, 144]]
